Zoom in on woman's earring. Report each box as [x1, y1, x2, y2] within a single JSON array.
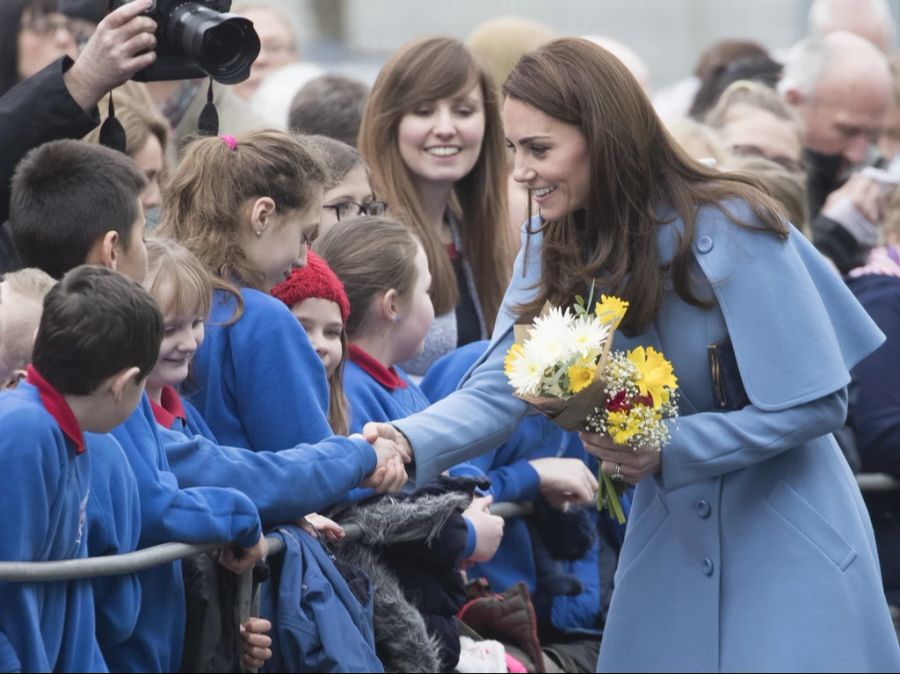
[[255, 230, 263, 237]]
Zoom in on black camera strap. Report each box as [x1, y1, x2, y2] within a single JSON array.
[[98, 93, 127, 154], [198, 77, 220, 137]]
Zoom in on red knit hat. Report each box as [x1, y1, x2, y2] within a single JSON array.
[[271, 251, 351, 323]]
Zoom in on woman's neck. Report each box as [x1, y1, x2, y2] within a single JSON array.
[[145, 382, 164, 405], [351, 331, 395, 370], [414, 179, 455, 244]]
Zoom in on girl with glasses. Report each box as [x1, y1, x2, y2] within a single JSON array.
[[308, 135, 388, 241]]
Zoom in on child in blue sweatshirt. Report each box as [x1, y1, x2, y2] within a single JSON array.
[[0, 266, 163, 672], [157, 130, 338, 450], [316, 216, 508, 669], [141, 237, 407, 515], [9, 139, 268, 673], [0, 268, 144, 668]]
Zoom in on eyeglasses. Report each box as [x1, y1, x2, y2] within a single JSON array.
[[22, 13, 94, 45], [730, 144, 805, 174], [324, 200, 388, 222]]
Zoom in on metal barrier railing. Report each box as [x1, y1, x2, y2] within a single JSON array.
[[0, 470, 895, 582], [0, 501, 534, 582]]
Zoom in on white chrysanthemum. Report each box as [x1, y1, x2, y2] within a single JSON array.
[[568, 315, 610, 360], [507, 348, 545, 395], [527, 307, 576, 367]]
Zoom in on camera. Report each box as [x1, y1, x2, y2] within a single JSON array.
[[112, 0, 260, 84]]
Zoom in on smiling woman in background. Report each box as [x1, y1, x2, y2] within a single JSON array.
[[358, 36, 513, 377]]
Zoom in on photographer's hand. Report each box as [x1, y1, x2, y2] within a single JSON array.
[[64, 0, 158, 112]]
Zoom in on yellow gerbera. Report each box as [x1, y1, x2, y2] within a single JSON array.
[[594, 295, 629, 327], [567, 363, 595, 394], [628, 346, 678, 407]]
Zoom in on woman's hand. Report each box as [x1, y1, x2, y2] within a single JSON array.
[[579, 431, 661, 485], [529, 457, 598, 509]]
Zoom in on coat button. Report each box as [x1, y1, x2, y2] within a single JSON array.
[[696, 235, 714, 254], [696, 499, 711, 519], [701, 558, 714, 576]]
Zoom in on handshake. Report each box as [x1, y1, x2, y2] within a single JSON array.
[[355, 422, 414, 494]]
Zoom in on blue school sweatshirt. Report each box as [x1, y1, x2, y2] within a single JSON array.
[[190, 287, 333, 451], [107, 395, 262, 673], [150, 386, 378, 526], [0, 369, 105, 673], [343, 344, 477, 558], [421, 342, 625, 634], [83, 432, 142, 665]]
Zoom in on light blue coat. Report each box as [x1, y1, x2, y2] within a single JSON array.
[[394, 202, 900, 672]]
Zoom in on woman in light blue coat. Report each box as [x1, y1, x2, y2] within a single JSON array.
[[374, 38, 900, 671]]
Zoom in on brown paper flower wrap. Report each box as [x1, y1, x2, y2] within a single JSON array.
[[504, 295, 678, 525]]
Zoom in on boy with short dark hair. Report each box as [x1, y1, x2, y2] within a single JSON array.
[[10, 139, 148, 281], [0, 265, 162, 672]]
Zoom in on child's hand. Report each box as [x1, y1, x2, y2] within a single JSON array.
[[360, 436, 408, 493], [463, 495, 505, 563], [363, 422, 413, 463], [530, 457, 598, 509], [240, 617, 272, 669], [298, 513, 345, 541], [218, 532, 267, 575]]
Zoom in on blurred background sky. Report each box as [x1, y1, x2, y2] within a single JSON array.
[[248, 0, 900, 89]]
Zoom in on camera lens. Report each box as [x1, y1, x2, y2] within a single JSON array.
[[168, 3, 261, 84]]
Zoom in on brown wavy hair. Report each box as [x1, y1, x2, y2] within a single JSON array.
[[505, 39, 788, 336], [158, 130, 326, 297], [358, 36, 512, 330]]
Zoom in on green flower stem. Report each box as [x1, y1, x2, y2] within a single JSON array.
[[597, 467, 627, 525]]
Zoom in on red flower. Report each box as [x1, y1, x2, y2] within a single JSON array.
[[634, 394, 655, 407], [606, 390, 631, 412]]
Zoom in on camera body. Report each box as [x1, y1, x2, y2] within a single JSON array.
[[112, 0, 260, 84]]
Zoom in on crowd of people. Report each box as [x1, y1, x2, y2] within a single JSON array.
[[1, 0, 900, 671]]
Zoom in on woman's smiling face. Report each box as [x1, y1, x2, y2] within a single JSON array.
[[397, 80, 486, 187], [503, 97, 591, 221]]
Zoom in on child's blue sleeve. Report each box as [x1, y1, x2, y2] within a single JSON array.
[[228, 291, 333, 449], [461, 518, 477, 561], [111, 398, 261, 549], [84, 433, 142, 653], [159, 426, 377, 526]]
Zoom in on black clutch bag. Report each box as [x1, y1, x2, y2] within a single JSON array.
[[707, 338, 750, 410]]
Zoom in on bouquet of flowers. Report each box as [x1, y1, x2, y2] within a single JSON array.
[[503, 292, 679, 523]]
